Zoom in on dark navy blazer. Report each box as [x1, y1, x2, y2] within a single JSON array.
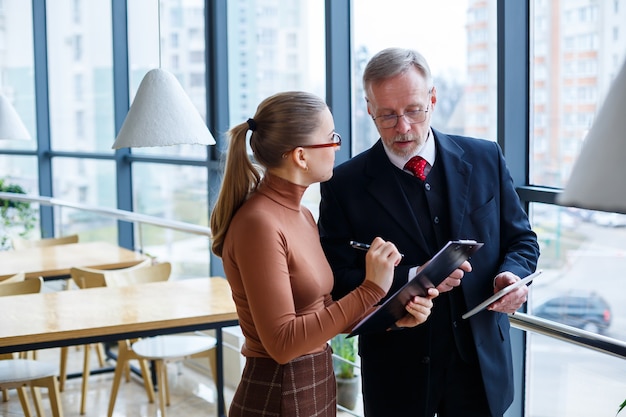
[[319, 129, 539, 416]]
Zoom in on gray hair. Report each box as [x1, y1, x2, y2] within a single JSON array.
[[362, 48, 433, 94]]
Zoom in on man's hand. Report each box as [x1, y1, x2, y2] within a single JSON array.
[[488, 271, 528, 314], [435, 260, 472, 293]]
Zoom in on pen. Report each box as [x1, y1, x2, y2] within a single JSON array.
[[349, 241, 404, 257]]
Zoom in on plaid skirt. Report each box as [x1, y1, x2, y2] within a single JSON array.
[[229, 344, 337, 417]]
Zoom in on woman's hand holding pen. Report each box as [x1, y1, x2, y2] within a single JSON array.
[[363, 237, 402, 294]]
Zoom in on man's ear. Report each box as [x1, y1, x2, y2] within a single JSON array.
[[430, 86, 437, 108]]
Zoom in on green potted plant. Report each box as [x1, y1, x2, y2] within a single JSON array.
[[330, 335, 359, 410], [0, 178, 36, 250]]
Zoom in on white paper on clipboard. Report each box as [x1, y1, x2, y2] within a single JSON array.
[[462, 270, 543, 319]]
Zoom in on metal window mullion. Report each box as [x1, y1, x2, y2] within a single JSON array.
[[497, 1, 531, 416], [112, 0, 134, 250], [325, 0, 351, 164], [32, 0, 54, 237], [206, 0, 229, 278]]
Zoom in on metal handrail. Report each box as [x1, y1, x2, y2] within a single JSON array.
[[509, 312, 626, 359], [0, 192, 212, 237]]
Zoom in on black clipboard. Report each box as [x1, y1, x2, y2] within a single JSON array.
[[348, 240, 483, 337]]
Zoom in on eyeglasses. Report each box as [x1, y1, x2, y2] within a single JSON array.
[[372, 108, 430, 129], [298, 132, 342, 149]]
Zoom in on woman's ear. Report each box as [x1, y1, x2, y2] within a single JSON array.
[[295, 148, 308, 171], [285, 147, 308, 171]]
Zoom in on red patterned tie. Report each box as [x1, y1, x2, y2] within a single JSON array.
[[404, 156, 427, 180]]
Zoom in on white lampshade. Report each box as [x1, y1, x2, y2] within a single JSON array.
[[112, 68, 215, 149], [558, 59, 626, 214], [0, 93, 31, 140]]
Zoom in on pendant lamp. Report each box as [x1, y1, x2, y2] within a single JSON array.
[[112, 68, 215, 149], [558, 59, 626, 214], [0, 93, 31, 140]]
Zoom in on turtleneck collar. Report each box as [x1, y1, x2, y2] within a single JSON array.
[[256, 172, 307, 212]]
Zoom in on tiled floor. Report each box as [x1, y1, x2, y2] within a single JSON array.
[[0, 345, 363, 416], [1, 345, 226, 417]]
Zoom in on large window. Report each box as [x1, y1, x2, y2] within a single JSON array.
[[227, 0, 325, 120], [51, 157, 117, 237], [127, 0, 210, 160], [43, 1, 119, 247], [526, 204, 626, 416], [527, 0, 626, 415], [0, 2, 38, 241], [530, 0, 626, 189], [132, 163, 210, 278], [0, 2, 36, 173], [126, 0, 212, 277], [352, 0, 496, 155], [226, 0, 326, 217], [47, 2, 114, 153]]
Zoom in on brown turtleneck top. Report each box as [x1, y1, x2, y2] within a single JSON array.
[[221, 173, 386, 364]]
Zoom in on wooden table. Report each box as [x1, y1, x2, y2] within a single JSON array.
[[0, 277, 239, 417], [0, 241, 148, 280]]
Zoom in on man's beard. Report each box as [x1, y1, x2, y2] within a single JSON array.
[[383, 132, 422, 158]]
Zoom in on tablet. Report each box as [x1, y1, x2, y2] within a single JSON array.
[[348, 240, 483, 337], [461, 269, 543, 319]]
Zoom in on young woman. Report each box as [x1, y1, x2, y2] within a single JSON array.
[[210, 91, 435, 416]]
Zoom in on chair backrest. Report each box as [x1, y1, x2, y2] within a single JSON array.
[[69, 266, 108, 289], [69, 258, 151, 289], [12, 234, 79, 250], [0, 272, 26, 285], [70, 259, 170, 289], [105, 261, 172, 287], [0, 277, 43, 296]]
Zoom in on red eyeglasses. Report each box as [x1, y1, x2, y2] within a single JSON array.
[[298, 132, 342, 149]]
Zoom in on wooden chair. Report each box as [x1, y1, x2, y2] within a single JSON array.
[[11, 234, 79, 250], [0, 276, 43, 297], [67, 258, 152, 290], [113, 334, 217, 417], [60, 258, 153, 394], [103, 264, 217, 417], [0, 359, 64, 417], [12, 234, 79, 293], [0, 280, 43, 368], [64, 260, 168, 415], [0, 277, 44, 364], [0, 277, 49, 409], [0, 271, 26, 285]]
